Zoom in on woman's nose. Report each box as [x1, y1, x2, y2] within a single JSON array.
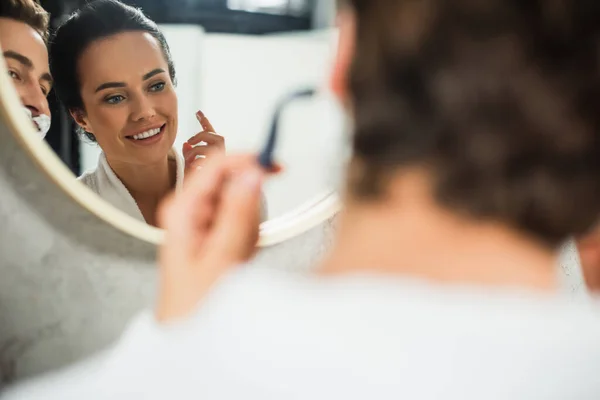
[[131, 95, 157, 121]]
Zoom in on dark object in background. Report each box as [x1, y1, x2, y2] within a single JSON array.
[[121, 0, 312, 34], [43, 91, 79, 175], [258, 88, 316, 170], [40, 0, 80, 175], [46, 0, 314, 35]]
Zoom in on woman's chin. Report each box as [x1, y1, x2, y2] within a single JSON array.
[[129, 143, 174, 166]]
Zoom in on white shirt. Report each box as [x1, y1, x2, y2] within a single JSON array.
[[4, 268, 600, 399]]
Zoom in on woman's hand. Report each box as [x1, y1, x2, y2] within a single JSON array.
[[155, 154, 266, 323], [183, 110, 226, 173]]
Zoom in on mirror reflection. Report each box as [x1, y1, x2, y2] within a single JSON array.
[[1, 0, 344, 228]]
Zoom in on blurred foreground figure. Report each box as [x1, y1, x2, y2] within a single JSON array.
[[5, 0, 600, 399], [576, 227, 600, 291]]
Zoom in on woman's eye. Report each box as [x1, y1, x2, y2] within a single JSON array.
[[149, 82, 165, 92], [40, 86, 48, 96], [8, 70, 20, 81], [105, 95, 125, 105]]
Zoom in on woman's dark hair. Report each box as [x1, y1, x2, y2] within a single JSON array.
[[345, 0, 600, 246], [49, 0, 176, 142], [0, 0, 49, 43]]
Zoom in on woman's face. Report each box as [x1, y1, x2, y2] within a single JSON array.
[[74, 31, 177, 166]]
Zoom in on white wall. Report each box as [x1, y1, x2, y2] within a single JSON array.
[[80, 26, 346, 220], [313, 0, 337, 29]]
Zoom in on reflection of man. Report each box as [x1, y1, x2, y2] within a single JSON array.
[[0, 0, 52, 138]]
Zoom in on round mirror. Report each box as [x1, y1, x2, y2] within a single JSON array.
[[0, 0, 344, 246]]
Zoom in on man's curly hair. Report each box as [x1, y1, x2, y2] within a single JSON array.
[[345, 0, 600, 246], [0, 0, 49, 43]]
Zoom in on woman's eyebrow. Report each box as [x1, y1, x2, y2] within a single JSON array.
[[95, 81, 126, 93], [142, 68, 166, 81], [94, 68, 166, 93]]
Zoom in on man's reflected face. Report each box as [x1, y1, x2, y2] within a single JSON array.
[[0, 17, 52, 120]]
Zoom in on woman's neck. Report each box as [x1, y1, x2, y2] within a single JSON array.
[[319, 195, 558, 292], [107, 155, 177, 226]]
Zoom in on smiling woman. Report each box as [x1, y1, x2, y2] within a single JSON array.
[[73, 31, 180, 226], [48, 0, 227, 227]]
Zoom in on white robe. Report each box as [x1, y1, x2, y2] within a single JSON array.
[[77, 149, 268, 222], [4, 268, 600, 400], [77, 148, 185, 223]]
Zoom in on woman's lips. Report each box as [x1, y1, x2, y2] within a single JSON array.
[[125, 124, 166, 146]]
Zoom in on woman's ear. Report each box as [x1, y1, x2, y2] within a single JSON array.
[[329, 8, 356, 104], [70, 109, 92, 134]]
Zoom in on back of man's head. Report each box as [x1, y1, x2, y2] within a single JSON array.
[[0, 0, 49, 43], [337, 0, 600, 247]]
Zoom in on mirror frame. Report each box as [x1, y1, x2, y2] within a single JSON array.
[[0, 52, 341, 247]]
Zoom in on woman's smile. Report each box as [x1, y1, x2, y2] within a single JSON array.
[[74, 31, 179, 165], [124, 123, 167, 146]]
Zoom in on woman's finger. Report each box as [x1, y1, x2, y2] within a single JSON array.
[[188, 131, 225, 147], [182, 142, 193, 153], [189, 157, 206, 170], [182, 142, 195, 164], [184, 146, 213, 164], [196, 110, 216, 133]]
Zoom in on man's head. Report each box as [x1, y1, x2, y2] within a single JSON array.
[[0, 0, 52, 124], [330, 0, 600, 247]]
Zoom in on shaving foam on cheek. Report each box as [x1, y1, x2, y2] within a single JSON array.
[[23, 106, 32, 119], [23, 107, 51, 138], [32, 114, 51, 138]]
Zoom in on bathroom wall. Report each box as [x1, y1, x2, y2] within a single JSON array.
[[79, 26, 346, 219], [312, 0, 337, 29]]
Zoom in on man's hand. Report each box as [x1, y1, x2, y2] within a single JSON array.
[[156, 154, 265, 322]]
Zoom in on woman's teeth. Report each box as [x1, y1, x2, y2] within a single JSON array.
[[132, 127, 161, 140]]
